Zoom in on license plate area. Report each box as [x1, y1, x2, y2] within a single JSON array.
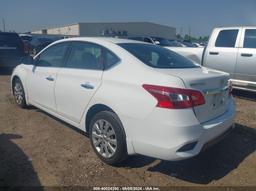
[[212, 92, 225, 109]]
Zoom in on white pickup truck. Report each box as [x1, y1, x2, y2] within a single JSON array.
[[166, 26, 256, 92]]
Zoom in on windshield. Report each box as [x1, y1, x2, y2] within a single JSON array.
[[118, 43, 199, 69]]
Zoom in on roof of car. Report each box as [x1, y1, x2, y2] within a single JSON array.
[[58, 37, 146, 44], [215, 26, 256, 30]]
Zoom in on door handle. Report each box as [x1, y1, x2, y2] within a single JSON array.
[[81, 83, 94, 89], [241, 53, 253, 57], [46, 76, 54, 81], [209, 52, 219, 55]]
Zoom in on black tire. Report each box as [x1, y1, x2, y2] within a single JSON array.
[[12, 78, 27, 108], [89, 111, 128, 165]]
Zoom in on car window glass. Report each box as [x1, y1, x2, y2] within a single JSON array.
[[129, 37, 144, 42], [35, 42, 69, 67], [105, 50, 120, 69], [144, 38, 152, 43], [66, 42, 103, 70], [119, 43, 199, 69], [244, 29, 256, 48], [215, 29, 238, 47]]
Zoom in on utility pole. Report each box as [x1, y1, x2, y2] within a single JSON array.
[[188, 26, 191, 41], [180, 27, 183, 38], [2, 18, 5, 32]]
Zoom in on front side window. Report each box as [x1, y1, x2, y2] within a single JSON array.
[[118, 43, 199, 69], [215, 29, 238, 48], [244, 29, 256, 48], [35, 42, 69, 67], [65, 42, 103, 70]]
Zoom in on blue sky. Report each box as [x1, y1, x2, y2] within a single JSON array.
[[1, 0, 256, 37]]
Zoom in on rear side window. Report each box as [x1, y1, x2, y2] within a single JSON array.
[[118, 43, 199, 69], [66, 42, 103, 70], [244, 29, 256, 48], [215, 29, 238, 47], [105, 50, 120, 69]]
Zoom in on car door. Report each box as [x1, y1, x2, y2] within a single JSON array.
[[235, 28, 256, 86], [55, 41, 105, 123], [203, 28, 241, 79], [26, 42, 70, 111]]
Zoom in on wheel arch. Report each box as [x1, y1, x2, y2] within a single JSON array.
[[85, 104, 122, 133]]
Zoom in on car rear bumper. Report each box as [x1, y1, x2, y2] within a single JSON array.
[[123, 98, 235, 160]]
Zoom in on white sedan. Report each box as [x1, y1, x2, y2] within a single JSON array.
[[11, 37, 235, 165]]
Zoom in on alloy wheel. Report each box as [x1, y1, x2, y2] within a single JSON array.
[[91, 119, 117, 158]]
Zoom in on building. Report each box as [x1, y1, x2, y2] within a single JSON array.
[[32, 22, 176, 39]]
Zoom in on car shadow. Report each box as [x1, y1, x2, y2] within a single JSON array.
[[232, 89, 256, 101], [34, 108, 88, 137], [0, 133, 42, 188], [24, 106, 256, 184], [147, 123, 256, 184]]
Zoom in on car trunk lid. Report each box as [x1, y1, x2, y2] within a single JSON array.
[[155, 67, 230, 123]]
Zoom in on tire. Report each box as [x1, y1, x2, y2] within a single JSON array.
[[12, 78, 27, 108], [89, 111, 128, 165]]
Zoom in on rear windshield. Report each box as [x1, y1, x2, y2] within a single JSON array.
[[118, 43, 199, 69]]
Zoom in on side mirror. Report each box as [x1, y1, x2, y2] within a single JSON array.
[[21, 55, 34, 65]]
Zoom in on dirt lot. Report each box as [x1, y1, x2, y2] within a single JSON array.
[[0, 70, 256, 188]]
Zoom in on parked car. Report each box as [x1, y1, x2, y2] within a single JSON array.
[[168, 40, 185, 47], [0, 32, 26, 69], [180, 41, 198, 47], [19, 34, 57, 55], [192, 42, 204, 47], [169, 26, 256, 92], [30, 37, 54, 55], [11, 37, 235, 165], [128, 36, 177, 47], [127, 36, 155, 44]]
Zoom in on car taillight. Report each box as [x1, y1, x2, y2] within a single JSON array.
[[142, 84, 205, 109]]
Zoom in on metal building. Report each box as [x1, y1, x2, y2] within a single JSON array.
[[32, 22, 176, 39]]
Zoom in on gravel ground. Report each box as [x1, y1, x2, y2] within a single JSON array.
[[0, 70, 255, 188]]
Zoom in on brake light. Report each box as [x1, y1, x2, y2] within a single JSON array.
[[142, 84, 205, 109]]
